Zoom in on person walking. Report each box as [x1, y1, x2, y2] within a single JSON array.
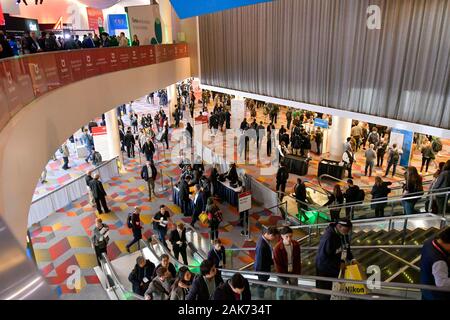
[[273, 227, 301, 300], [402, 167, 423, 215], [190, 184, 205, 228], [384, 144, 403, 177], [82, 129, 95, 163], [126, 207, 143, 252], [153, 205, 170, 248], [91, 218, 110, 266], [276, 162, 289, 199], [254, 227, 280, 298], [89, 174, 110, 214], [294, 178, 308, 222], [420, 140, 435, 173], [342, 147, 355, 179], [371, 177, 392, 217], [206, 197, 222, 242], [377, 138, 388, 167], [169, 223, 188, 265], [364, 144, 377, 177], [142, 137, 155, 162], [61, 143, 70, 170], [141, 160, 157, 201], [85, 170, 95, 207], [124, 127, 135, 158]]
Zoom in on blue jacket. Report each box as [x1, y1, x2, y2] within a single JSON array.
[[254, 235, 273, 272], [316, 223, 353, 276], [420, 238, 450, 300]]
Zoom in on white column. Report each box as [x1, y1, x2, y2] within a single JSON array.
[[105, 109, 125, 170], [329, 116, 352, 161], [167, 84, 177, 126], [231, 98, 246, 130], [158, 0, 174, 44]]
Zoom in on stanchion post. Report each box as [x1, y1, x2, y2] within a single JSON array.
[[158, 168, 168, 192]]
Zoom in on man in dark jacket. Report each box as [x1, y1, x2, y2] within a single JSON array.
[[124, 128, 135, 158], [142, 138, 155, 162], [344, 179, 362, 218], [213, 273, 251, 300], [178, 177, 191, 216], [141, 160, 157, 201], [91, 218, 109, 266], [153, 254, 177, 279], [85, 170, 95, 206], [294, 178, 308, 222], [207, 239, 226, 268], [186, 259, 224, 300], [420, 227, 450, 300], [191, 184, 205, 227], [315, 219, 354, 300], [169, 223, 188, 265], [89, 174, 110, 214], [276, 162, 289, 199], [254, 227, 279, 298], [126, 207, 143, 253], [128, 256, 155, 296]]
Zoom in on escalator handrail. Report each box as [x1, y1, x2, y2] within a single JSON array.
[[226, 244, 422, 251], [219, 268, 450, 293]]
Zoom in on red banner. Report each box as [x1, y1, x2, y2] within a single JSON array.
[[0, 3, 5, 26], [86, 7, 104, 31], [0, 44, 188, 132]]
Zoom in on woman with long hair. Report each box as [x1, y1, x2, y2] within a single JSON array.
[[170, 266, 192, 300], [371, 176, 392, 217], [323, 185, 344, 221], [402, 167, 423, 215]]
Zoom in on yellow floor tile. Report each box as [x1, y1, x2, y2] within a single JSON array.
[[67, 236, 91, 248], [34, 249, 51, 262], [75, 253, 98, 269]]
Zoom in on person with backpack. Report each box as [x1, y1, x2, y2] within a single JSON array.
[[126, 207, 143, 253], [344, 179, 364, 219], [342, 147, 355, 179], [169, 223, 188, 265], [367, 127, 380, 148], [92, 148, 102, 166], [364, 144, 377, 177], [377, 138, 388, 167], [153, 205, 171, 248], [206, 197, 222, 242], [420, 140, 435, 173], [82, 129, 95, 163], [384, 143, 403, 177], [276, 162, 290, 200], [91, 218, 110, 266], [141, 160, 158, 201]]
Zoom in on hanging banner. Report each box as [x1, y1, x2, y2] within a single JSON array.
[[86, 7, 104, 31], [125, 4, 163, 45], [0, 3, 5, 26], [170, 0, 273, 19], [108, 14, 129, 36], [92, 126, 110, 160], [390, 128, 414, 167]]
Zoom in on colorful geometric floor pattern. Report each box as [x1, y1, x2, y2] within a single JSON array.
[[29, 92, 449, 299]]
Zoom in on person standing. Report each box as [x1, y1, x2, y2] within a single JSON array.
[[144, 267, 172, 300], [294, 178, 308, 222], [371, 177, 392, 217], [170, 267, 193, 300], [384, 143, 403, 177], [276, 162, 289, 199], [162, 122, 169, 149], [430, 160, 450, 215], [128, 256, 155, 296], [142, 137, 155, 162], [364, 144, 377, 177], [206, 197, 222, 242], [132, 34, 140, 46], [126, 207, 143, 252], [169, 223, 188, 265], [315, 219, 355, 300], [315, 127, 323, 155], [89, 174, 110, 214], [61, 143, 70, 170], [344, 179, 362, 218], [273, 227, 301, 300], [213, 273, 251, 301], [377, 138, 388, 167], [179, 176, 191, 217], [153, 205, 170, 248], [141, 160, 157, 201], [402, 167, 423, 215], [420, 227, 450, 300], [85, 170, 95, 207], [420, 140, 435, 173], [286, 108, 292, 130], [190, 184, 205, 228], [91, 218, 110, 266], [324, 185, 344, 221], [186, 259, 223, 300], [82, 129, 95, 163], [124, 127, 135, 158], [254, 227, 280, 298], [207, 239, 226, 269], [342, 147, 355, 179], [267, 122, 275, 157]]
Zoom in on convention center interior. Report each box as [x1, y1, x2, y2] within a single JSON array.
[[0, 0, 450, 304]]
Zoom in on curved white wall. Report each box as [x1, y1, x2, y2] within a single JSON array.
[[0, 57, 191, 244]]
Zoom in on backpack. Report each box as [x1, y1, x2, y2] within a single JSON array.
[[127, 213, 133, 228], [93, 151, 102, 165], [368, 132, 379, 144], [432, 140, 442, 152], [392, 149, 399, 162]]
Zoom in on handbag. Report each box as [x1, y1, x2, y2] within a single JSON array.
[[199, 212, 209, 224]]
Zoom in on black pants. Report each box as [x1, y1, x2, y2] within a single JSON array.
[[316, 269, 337, 300], [377, 153, 385, 166], [181, 200, 191, 216], [276, 182, 286, 195], [126, 234, 142, 251], [95, 196, 110, 213], [239, 210, 249, 233], [267, 139, 272, 156], [287, 119, 291, 130], [374, 206, 385, 217], [210, 225, 219, 241], [421, 157, 431, 172], [385, 161, 397, 177], [345, 206, 354, 219], [164, 135, 169, 149], [191, 210, 201, 225], [346, 165, 353, 178], [257, 274, 270, 298], [62, 156, 69, 169], [126, 145, 135, 158], [316, 141, 322, 154], [173, 245, 188, 265], [94, 245, 107, 266]]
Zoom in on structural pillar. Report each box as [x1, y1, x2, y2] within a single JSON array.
[[167, 84, 177, 126], [328, 115, 352, 161], [105, 109, 125, 172], [231, 97, 246, 130], [158, 0, 174, 44]]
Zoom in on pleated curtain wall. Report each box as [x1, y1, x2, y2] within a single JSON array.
[[199, 0, 450, 129]]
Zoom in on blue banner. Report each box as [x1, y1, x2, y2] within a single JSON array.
[[390, 128, 414, 167], [108, 14, 129, 35], [314, 118, 329, 129], [170, 0, 273, 19]]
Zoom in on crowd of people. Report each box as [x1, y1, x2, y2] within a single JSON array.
[[0, 30, 141, 59]]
